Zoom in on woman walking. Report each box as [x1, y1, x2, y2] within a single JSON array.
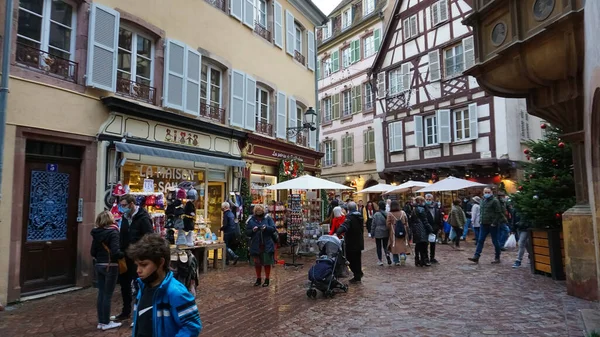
[[371, 201, 392, 265], [364, 201, 375, 238], [410, 197, 433, 267], [386, 201, 409, 266], [247, 205, 277, 287], [448, 199, 467, 250], [90, 211, 123, 330], [329, 206, 346, 235], [471, 196, 481, 245]]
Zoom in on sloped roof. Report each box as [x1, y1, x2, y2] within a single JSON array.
[[329, 0, 355, 16], [368, 0, 404, 77]]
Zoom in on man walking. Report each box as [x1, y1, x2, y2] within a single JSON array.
[[468, 188, 507, 264], [221, 202, 240, 265], [424, 194, 443, 264], [112, 194, 153, 322], [336, 202, 364, 283]]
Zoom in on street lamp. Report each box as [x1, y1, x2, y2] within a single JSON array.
[[286, 107, 317, 138]]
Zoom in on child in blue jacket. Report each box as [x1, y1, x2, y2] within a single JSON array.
[[127, 234, 202, 337]]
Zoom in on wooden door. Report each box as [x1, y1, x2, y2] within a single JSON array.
[[20, 159, 80, 295]]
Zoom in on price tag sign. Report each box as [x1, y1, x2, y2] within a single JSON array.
[[143, 179, 155, 193]]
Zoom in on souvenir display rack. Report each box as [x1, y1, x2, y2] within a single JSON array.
[[284, 194, 303, 268], [298, 199, 323, 255], [268, 203, 288, 245]]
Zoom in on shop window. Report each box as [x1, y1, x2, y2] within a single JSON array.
[[250, 174, 277, 205]]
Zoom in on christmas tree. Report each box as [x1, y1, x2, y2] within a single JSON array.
[[510, 124, 576, 229]]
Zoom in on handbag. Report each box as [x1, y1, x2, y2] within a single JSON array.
[[102, 243, 128, 275]]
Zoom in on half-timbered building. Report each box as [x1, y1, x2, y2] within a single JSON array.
[[369, 0, 544, 192]]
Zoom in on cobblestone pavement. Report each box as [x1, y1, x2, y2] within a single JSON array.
[[0, 237, 597, 337]]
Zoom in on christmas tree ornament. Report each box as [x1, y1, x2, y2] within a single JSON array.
[[555, 213, 561, 219], [541, 123, 547, 129], [524, 149, 530, 155], [552, 159, 557, 164], [518, 186, 523, 191], [526, 156, 531, 161], [533, 195, 539, 200], [558, 142, 565, 148]]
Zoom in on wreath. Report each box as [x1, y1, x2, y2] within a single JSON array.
[[279, 158, 304, 181]]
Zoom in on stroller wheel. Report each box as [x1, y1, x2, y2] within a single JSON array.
[[306, 289, 312, 298], [307, 289, 317, 299], [325, 290, 335, 298]]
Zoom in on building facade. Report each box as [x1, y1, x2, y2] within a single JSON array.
[[369, 0, 543, 199], [317, 0, 392, 198], [0, 0, 325, 303]]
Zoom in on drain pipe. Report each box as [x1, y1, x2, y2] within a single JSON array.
[[0, 0, 14, 200]]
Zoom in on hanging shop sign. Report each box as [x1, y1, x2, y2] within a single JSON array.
[[252, 145, 316, 166]]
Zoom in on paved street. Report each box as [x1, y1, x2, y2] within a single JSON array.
[[0, 238, 596, 337]]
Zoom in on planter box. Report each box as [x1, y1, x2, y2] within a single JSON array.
[[529, 228, 565, 280]]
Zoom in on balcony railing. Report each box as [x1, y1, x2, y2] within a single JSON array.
[[200, 102, 226, 124], [204, 0, 227, 13], [255, 119, 273, 136], [294, 50, 306, 65], [254, 22, 272, 42], [116, 77, 156, 104], [296, 133, 307, 146], [15, 42, 78, 82]]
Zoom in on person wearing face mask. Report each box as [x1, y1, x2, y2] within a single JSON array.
[[246, 205, 277, 287], [111, 194, 153, 323], [468, 187, 507, 264], [128, 234, 202, 337], [424, 194, 443, 264]]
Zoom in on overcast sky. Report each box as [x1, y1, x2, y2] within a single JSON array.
[[313, 0, 342, 16]]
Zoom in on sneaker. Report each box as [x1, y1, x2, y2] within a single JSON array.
[[430, 259, 439, 264], [368, 233, 372, 238], [97, 324, 103, 330], [500, 248, 507, 252], [400, 255, 406, 266], [491, 258, 501, 264], [394, 262, 401, 266], [110, 313, 130, 321], [468, 257, 479, 264], [424, 261, 432, 267], [130, 322, 134, 328], [512, 260, 522, 268], [377, 261, 384, 266], [232, 256, 239, 265], [101, 321, 122, 331]]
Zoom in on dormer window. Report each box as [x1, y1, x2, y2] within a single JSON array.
[[342, 8, 352, 30]]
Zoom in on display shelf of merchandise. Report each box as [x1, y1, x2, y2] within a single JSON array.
[[268, 204, 287, 232]]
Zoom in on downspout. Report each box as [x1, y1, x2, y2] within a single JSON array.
[[314, 28, 320, 153], [0, 0, 14, 200]]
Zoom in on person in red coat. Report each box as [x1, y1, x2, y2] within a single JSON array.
[[329, 206, 346, 236]]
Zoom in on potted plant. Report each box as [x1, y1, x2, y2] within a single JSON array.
[[510, 125, 575, 280]]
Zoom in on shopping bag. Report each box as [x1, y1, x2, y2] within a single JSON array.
[[428, 233, 437, 243], [504, 233, 517, 249], [449, 228, 456, 241], [443, 221, 451, 234]]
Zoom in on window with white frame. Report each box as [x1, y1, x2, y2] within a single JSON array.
[[364, 34, 375, 58], [295, 24, 302, 53], [403, 15, 418, 40], [17, 0, 76, 61], [324, 140, 336, 166], [425, 115, 438, 146], [323, 98, 332, 122], [431, 0, 449, 26], [296, 106, 303, 128], [342, 9, 352, 30], [255, 0, 268, 27], [388, 64, 410, 96], [364, 0, 376, 16], [342, 90, 352, 116], [445, 44, 464, 78], [520, 110, 531, 140], [342, 47, 351, 68], [388, 121, 403, 152], [117, 28, 153, 87], [364, 83, 374, 110], [200, 64, 222, 107], [454, 108, 471, 141], [323, 58, 332, 77], [322, 20, 332, 40], [256, 87, 270, 124]]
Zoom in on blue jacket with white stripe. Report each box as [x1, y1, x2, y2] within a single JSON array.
[[133, 271, 202, 337]]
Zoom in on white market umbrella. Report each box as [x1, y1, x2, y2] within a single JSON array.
[[418, 176, 486, 193], [357, 183, 395, 193], [265, 174, 354, 190], [385, 181, 432, 194]]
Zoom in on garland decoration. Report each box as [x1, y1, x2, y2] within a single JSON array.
[[278, 158, 304, 182]]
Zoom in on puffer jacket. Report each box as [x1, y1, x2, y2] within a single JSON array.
[[410, 205, 433, 243], [90, 225, 123, 264], [371, 210, 389, 239]]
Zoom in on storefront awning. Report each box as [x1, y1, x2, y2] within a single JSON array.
[[115, 142, 246, 168]]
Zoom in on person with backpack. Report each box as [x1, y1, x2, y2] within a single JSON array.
[[386, 200, 409, 266], [371, 201, 391, 266]]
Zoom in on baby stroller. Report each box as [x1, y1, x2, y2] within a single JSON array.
[[306, 235, 349, 299]]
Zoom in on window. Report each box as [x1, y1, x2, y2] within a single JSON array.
[[454, 108, 471, 141], [295, 24, 302, 52], [256, 87, 270, 124], [324, 140, 336, 166], [444, 44, 464, 78], [364, 83, 374, 110], [431, 0, 449, 26], [403, 15, 418, 40], [342, 133, 354, 165], [521, 111, 531, 140], [17, 0, 76, 60], [296, 106, 303, 128], [117, 28, 153, 87], [364, 128, 376, 162], [363, 29, 381, 58], [323, 98, 332, 122], [200, 64, 222, 107], [342, 90, 352, 116], [351, 86, 362, 113], [388, 121, 403, 152], [342, 9, 352, 30], [255, 0, 267, 27], [388, 63, 411, 96], [323, 58, 332, 77], [364, 0, 375, 16], [322, 21, 332, 40], [425, 115, 438, 146], [342, 47, 351, 68]]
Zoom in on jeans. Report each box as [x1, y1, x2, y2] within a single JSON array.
[[461, 218, 472, 239], [392, 253, 407, 263], [474, 224, 501, 259], [346, 250, 363, 281], [516, 230, 531, 261], [117, 257, 136, 316], [499, 223, 510, 248], [96, 265, 119, 324], [224, 232, 239, 261], [473, 227, 481, 245], [375, 237, 389, 261]]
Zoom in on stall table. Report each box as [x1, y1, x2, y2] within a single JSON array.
[[178, 243, 226, 273]]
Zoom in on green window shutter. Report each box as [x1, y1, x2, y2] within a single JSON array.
[[333, 93, 340, 119], [332, 140, 337, 165], [356, 86, 362, 113], [363, 131, 368, 162], [369, 129, 375, 161], [353, 40, 360, 63], [348, 135, 354, 163], [332, 50, 340, 72], [374, 29, 381, 51], [342, 136, 347, 164]]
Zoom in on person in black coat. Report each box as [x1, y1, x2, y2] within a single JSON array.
[[424, 194, 443, 264], [112, 194, 153, 321], [336, 202, 364, 283], [410, 197, 434, 267]]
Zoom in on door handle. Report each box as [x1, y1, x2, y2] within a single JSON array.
[[46, 241, 52, 245]]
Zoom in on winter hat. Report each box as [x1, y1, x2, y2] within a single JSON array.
[[176, 188, 187, 200], [110, 202, 121, 220], [186, 188, 198, 201], [146, 194, 156, 206], [112, 182, 125, 196], [472, 196, 481, 204]]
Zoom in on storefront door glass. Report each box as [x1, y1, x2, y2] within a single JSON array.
[[207, 183, 224, 234]]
